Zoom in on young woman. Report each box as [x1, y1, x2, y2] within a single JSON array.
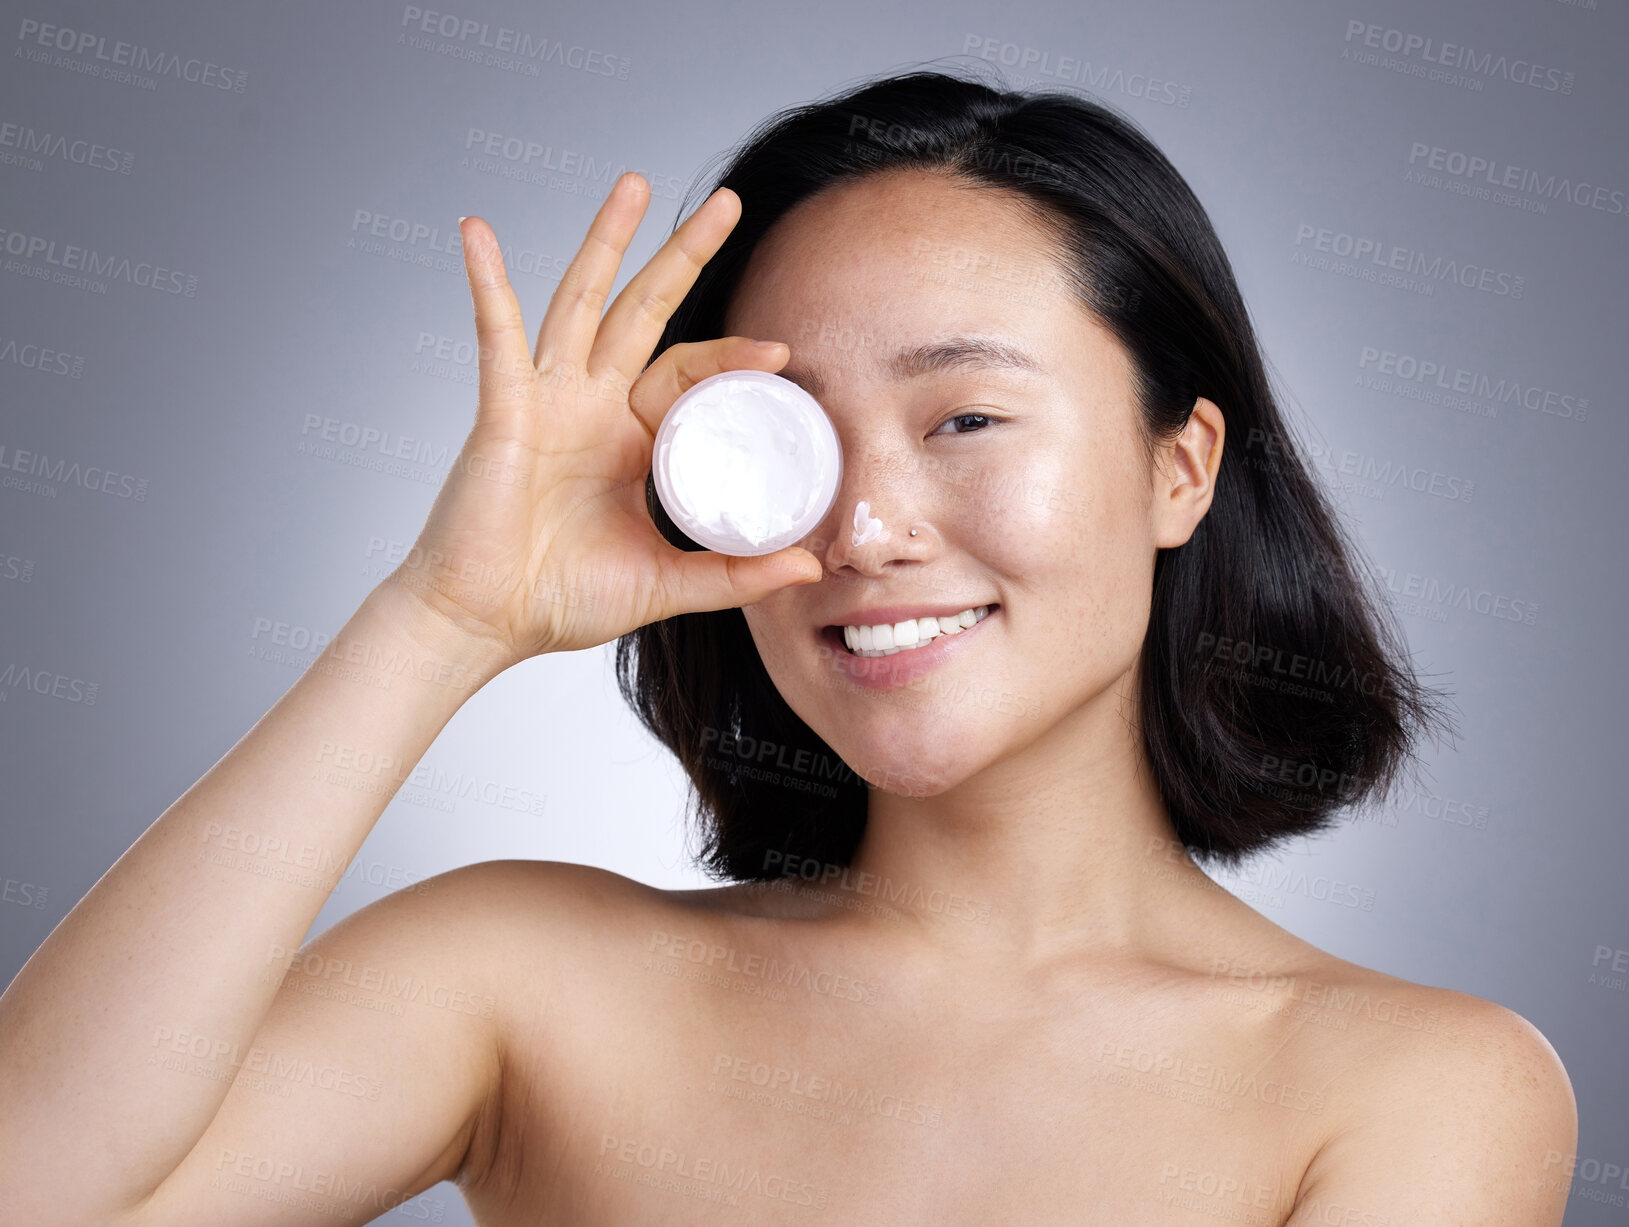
[[0, 69, 1576, 1225]]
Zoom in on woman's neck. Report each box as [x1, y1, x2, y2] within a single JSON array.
[[843, 680, 1232, 968]]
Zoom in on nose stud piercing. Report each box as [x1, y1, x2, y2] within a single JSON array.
[[850, 504, 921, 545]]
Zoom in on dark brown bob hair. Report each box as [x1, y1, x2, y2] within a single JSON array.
[[615, 64, 1454, 882]]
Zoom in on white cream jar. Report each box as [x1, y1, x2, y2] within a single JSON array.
[[651, 370, 843, 556]]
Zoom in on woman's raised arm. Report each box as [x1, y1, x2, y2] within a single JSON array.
[[0, 171, 823, 1226]]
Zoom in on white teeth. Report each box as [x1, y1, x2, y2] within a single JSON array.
[[839, 605, 991, 658]]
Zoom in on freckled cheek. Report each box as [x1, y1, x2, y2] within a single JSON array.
[[940, 453, 1119, 560], [945, 490, 1046, 564], [947, 456, 1147, 629]]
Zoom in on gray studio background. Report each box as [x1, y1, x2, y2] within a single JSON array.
[[1, 0, 1624, 1222]]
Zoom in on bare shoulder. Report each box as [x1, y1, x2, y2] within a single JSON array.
[[404, 860, 732, 1186], [424, 857, 738, 930], [1280, 946, 1575, 1113], [410, 857, 756, 1005], [408, 858, 705, 966], [1257, 944, 1579, 1224], [427, 856, 669, 917]]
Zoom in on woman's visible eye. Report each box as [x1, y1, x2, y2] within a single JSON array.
[[930, 412, 996, 436]]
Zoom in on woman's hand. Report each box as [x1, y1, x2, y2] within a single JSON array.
[[385, 173, 823, 666]]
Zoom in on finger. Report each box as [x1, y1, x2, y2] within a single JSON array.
[[655, 544, 823, 620], [531, 173, 652, 372], [585, 185, 743, 382], [460, 217, 535, 404], [626, 336, 789, 439]]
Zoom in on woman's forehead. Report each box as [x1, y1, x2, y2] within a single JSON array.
[[721, 187, 1126, 401], [732, 172, 1062, 296], [723, 173, 1081, 357]]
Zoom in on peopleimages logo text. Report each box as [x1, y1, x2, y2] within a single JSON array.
[[15, 18, 248, 91], [0, 226, 197, 295], [1342, 20, 1575, 93], [1293, 224, 1523, 297], [398, 6, 630, 78], [1407, 143, 1625, 217]]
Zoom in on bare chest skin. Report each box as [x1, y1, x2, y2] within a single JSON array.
[[457, 880, 1361, 1226]]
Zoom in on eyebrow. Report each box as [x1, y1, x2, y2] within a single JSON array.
[[778, 334, 1045, 400]]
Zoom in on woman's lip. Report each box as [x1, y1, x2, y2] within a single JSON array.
[[818, 606, 998, 690]]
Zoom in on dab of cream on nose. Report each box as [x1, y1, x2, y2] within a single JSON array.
[[851, 500, 889, 547]]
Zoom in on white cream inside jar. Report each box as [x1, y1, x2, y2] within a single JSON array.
[[652, 370, 843, 556]]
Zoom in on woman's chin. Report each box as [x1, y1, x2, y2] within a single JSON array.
[[839, 738, 984, 800]]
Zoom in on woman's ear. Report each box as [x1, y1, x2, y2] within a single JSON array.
[[1151, 397, 1225, 549]]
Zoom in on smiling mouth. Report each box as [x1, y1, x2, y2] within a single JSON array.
[[824, 604, 998, 657]]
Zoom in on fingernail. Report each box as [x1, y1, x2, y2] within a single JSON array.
[[458, 215, 468, 223], [752, 340, 784, 349]]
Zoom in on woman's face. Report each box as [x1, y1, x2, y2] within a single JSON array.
[[723, 168, 1216, 797]]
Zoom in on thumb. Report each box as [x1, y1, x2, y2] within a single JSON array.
[[662, 545, 823, 614]]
